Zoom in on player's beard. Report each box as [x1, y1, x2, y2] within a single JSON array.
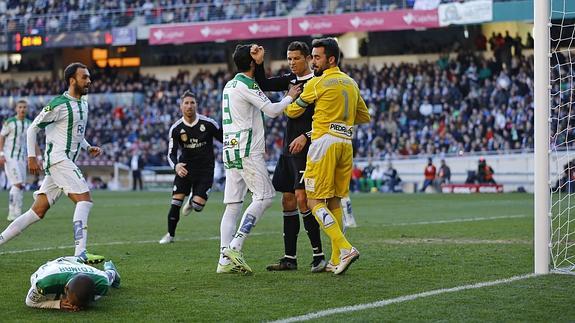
[[75, 83, 89, 95], [313, 64, 325, 77]]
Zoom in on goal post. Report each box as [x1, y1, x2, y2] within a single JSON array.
[[533, 0, 550, 274]]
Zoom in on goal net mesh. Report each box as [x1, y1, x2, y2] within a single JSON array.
[[549, 0, 575, 273]]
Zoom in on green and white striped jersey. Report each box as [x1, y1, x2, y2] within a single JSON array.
[[28, 92, 90, 170], [221, 73, 270, 168], [30, 257, 109, 303], [0, 116, 32, 161]]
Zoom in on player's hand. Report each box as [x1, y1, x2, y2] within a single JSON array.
[[0, 155, 5, 167], [250, 44, 265, 64], [28, 157, 42, 176], [287, 84, 302, 100], [87, 146, 102, 158], [175, 163, 188, 178], [60, 298, 81, 312], [289, 134, 307, 154]]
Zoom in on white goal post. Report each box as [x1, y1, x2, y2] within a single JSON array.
[[536, 0, 575, 274], [533, 0, 550, 274]]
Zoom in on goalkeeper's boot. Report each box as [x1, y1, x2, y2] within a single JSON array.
[[181, 196, 194, 216], [266, 257, 297, 271], [223, 247, 252, 274], [159, 233, 174, 244], [78, 251, 105, 265], [334, 247, 359, 275], [104, 261, 121, 288], [216, 262, 244, 274], [325, 261, 338, 273], [310, 255, 327, 273]]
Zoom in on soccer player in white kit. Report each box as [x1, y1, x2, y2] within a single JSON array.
[[0, 62, 104, 264], [26, 256, 120, 311], [217, 44, 302, 274], [0, 100, 39, 221]]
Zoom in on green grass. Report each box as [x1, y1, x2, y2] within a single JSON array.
[[0, 191, 573, 322]]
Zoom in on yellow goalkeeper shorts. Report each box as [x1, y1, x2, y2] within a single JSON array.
[[304, 134, 352, 200]]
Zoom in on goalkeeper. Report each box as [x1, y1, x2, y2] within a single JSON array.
[[25, 256, 120, 311], [285, 38, 370, 275]]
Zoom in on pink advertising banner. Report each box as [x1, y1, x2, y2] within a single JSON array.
[[149, 10, 439, 45], [150, 18, 288, 45], [291, 10, 439, 35]]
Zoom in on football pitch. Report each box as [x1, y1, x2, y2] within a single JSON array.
[[0, 191, 574, 322]]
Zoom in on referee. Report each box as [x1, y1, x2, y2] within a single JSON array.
[[251, 42, 326, 272]]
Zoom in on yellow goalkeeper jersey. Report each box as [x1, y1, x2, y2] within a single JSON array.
[[285, 66, 370, 141]]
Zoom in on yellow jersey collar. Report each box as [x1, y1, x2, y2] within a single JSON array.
[[323, 66, 341, 75]]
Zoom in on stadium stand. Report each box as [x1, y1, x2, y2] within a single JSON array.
[[0, 49, 535, 170]]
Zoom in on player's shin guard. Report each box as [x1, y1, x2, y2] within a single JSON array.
[[0, 209, 41, 246], [220, 202, 243, 264], [311, 203, 352, 260], [302, 209, 323, 256], [73, 201, 93, 256], [229, 198, 273, 251], [167, 199, 183, 237], [283, 210, 300, 258]]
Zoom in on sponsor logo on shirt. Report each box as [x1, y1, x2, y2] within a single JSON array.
[[329, 123, 353, 138]]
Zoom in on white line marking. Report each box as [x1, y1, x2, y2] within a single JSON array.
[[0, 232, 271, 255], [383, 214, 529, 227], [270, 273, 539, 323]]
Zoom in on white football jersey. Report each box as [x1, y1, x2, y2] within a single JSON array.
[[0, 116, 32, 161], [221, 73, 271, 168], [27, 257, 109, 308], [28, 92, 89, 170]]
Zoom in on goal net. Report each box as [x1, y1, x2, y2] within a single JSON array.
[[547, 0, 575, 274]]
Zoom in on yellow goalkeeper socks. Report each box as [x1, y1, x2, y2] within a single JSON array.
[[311, 203, 352, 264], [329, 206, 344, 264]]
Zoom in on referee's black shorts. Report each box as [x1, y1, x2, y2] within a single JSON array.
[[172, 168, 214, 200], [272, 155, 306, 193]]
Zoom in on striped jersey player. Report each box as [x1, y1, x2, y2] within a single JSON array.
[[0, 100, 34, 221]]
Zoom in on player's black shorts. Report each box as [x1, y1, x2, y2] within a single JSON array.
[[172, 168, 214, 200], [272, 155, 306, 193]]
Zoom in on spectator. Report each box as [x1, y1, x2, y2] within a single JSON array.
[[130, 148, 145, 191], [477, 157, 495, 184], [383, 162, 401, 193], [420, 157, 436, 192], [437, 159, 451, 185]]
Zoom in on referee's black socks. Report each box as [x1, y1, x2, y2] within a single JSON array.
[[302, 209, 323, 256], [283, 210, 300, 258]]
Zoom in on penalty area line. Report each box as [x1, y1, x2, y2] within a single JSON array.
[[270, 273, 539, 323]]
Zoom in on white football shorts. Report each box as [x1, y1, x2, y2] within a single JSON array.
[[223, 153, 275, 204], [4, 157, 26, 185], [34, 159, 89, 206]]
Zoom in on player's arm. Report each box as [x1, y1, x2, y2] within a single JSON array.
[[0, 123, 7, 166], [353, 90, 370, 125], [285, 79, 317, 119], [211, 122, 224, 143], [254, 62, 291, 92], [167, 126, 179, 170], [25, 287, 61, 309], [249, 85, 302, 118], [27, 107, 61, 175], [81, 139, 102, 157]]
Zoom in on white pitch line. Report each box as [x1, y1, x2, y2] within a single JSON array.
[[0, 232, 270, 255], [270, 273, 539, 323], [383, 214, 529, 227]]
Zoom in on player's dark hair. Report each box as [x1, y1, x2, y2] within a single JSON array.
[[233, 44, 254, 72], [312, 38, 340, 65], [180, 90, 196, 100], [64, 62, 88, 86], [287, 41, 310, 57], [67, 274, 96, 309]]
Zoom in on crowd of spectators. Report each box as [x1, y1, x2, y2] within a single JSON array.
[[0, 48, 538, 169], [0, 0, 299, 35]]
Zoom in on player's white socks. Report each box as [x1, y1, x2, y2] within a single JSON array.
[[219, 202, 243, 264], [0, 209, 41, 245], [10, 186, 24, 215], [228, 198, 273, 251], [73, 201, 93, 256]]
